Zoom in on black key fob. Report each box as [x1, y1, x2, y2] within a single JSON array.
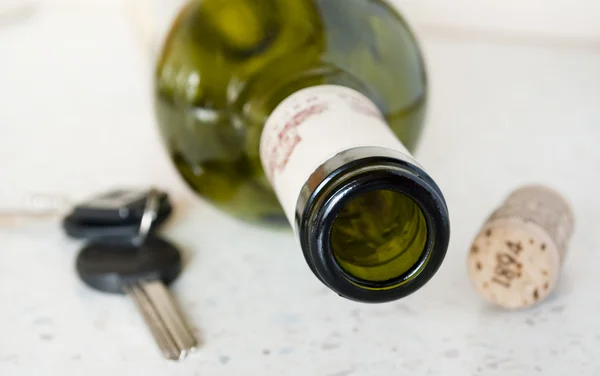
[[69, 189, 171, 225], [62, 188, 172, 240]]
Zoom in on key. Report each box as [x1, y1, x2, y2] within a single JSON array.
[[75, 235, 198, 360], [68, 188, 171, 226], [62, 188, 172, 240]]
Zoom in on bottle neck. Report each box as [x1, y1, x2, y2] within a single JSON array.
[[259, 84, 450, 303], [296, 147, 449, 303]]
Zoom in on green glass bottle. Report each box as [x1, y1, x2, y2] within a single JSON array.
[[154, 0, 450, 303]]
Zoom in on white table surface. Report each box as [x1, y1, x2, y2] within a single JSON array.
[[1, 2, 600, 376]]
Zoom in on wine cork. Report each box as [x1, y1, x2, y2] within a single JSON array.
[[467, 184, 574, 309]]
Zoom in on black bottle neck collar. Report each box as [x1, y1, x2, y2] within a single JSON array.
[[296, 147, 450, 303]]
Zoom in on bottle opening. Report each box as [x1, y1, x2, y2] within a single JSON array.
[[330, 189, 428, 284], [296, 148, 450, 302]]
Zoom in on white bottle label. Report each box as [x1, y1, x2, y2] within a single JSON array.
[[260, 85, 416, 226]]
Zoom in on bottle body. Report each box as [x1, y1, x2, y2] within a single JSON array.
[[155, 0, 450, 302], [154, 0, 427, 225]]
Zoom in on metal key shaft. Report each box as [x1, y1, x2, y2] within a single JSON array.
[[125, 281, 197, 360]]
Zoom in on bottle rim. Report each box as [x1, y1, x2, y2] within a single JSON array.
[[297, 149, 450, 303]]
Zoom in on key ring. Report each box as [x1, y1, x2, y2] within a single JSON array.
[[135, 187, 161, 245]]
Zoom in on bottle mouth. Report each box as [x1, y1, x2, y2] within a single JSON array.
[[296, 147, 450, 303], [330, 189, 429, 286]]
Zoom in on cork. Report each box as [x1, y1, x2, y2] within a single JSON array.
[[467, 184, 574, 309]]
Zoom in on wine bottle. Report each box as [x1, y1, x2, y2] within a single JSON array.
[[154, 0, 450, 302]]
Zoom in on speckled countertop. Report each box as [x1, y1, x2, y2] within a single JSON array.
[[1, 1, 600, 375]]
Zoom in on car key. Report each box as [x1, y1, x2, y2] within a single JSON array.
[[76, 235, 198, 360], [69, 188, 171, 226], [62, 187, 172, 240]]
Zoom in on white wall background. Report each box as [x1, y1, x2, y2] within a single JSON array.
[[395, 0, 600, 42]]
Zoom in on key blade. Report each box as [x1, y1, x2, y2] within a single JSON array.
[[141, 281, 198, 354], [124, 284, 188, 361]]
